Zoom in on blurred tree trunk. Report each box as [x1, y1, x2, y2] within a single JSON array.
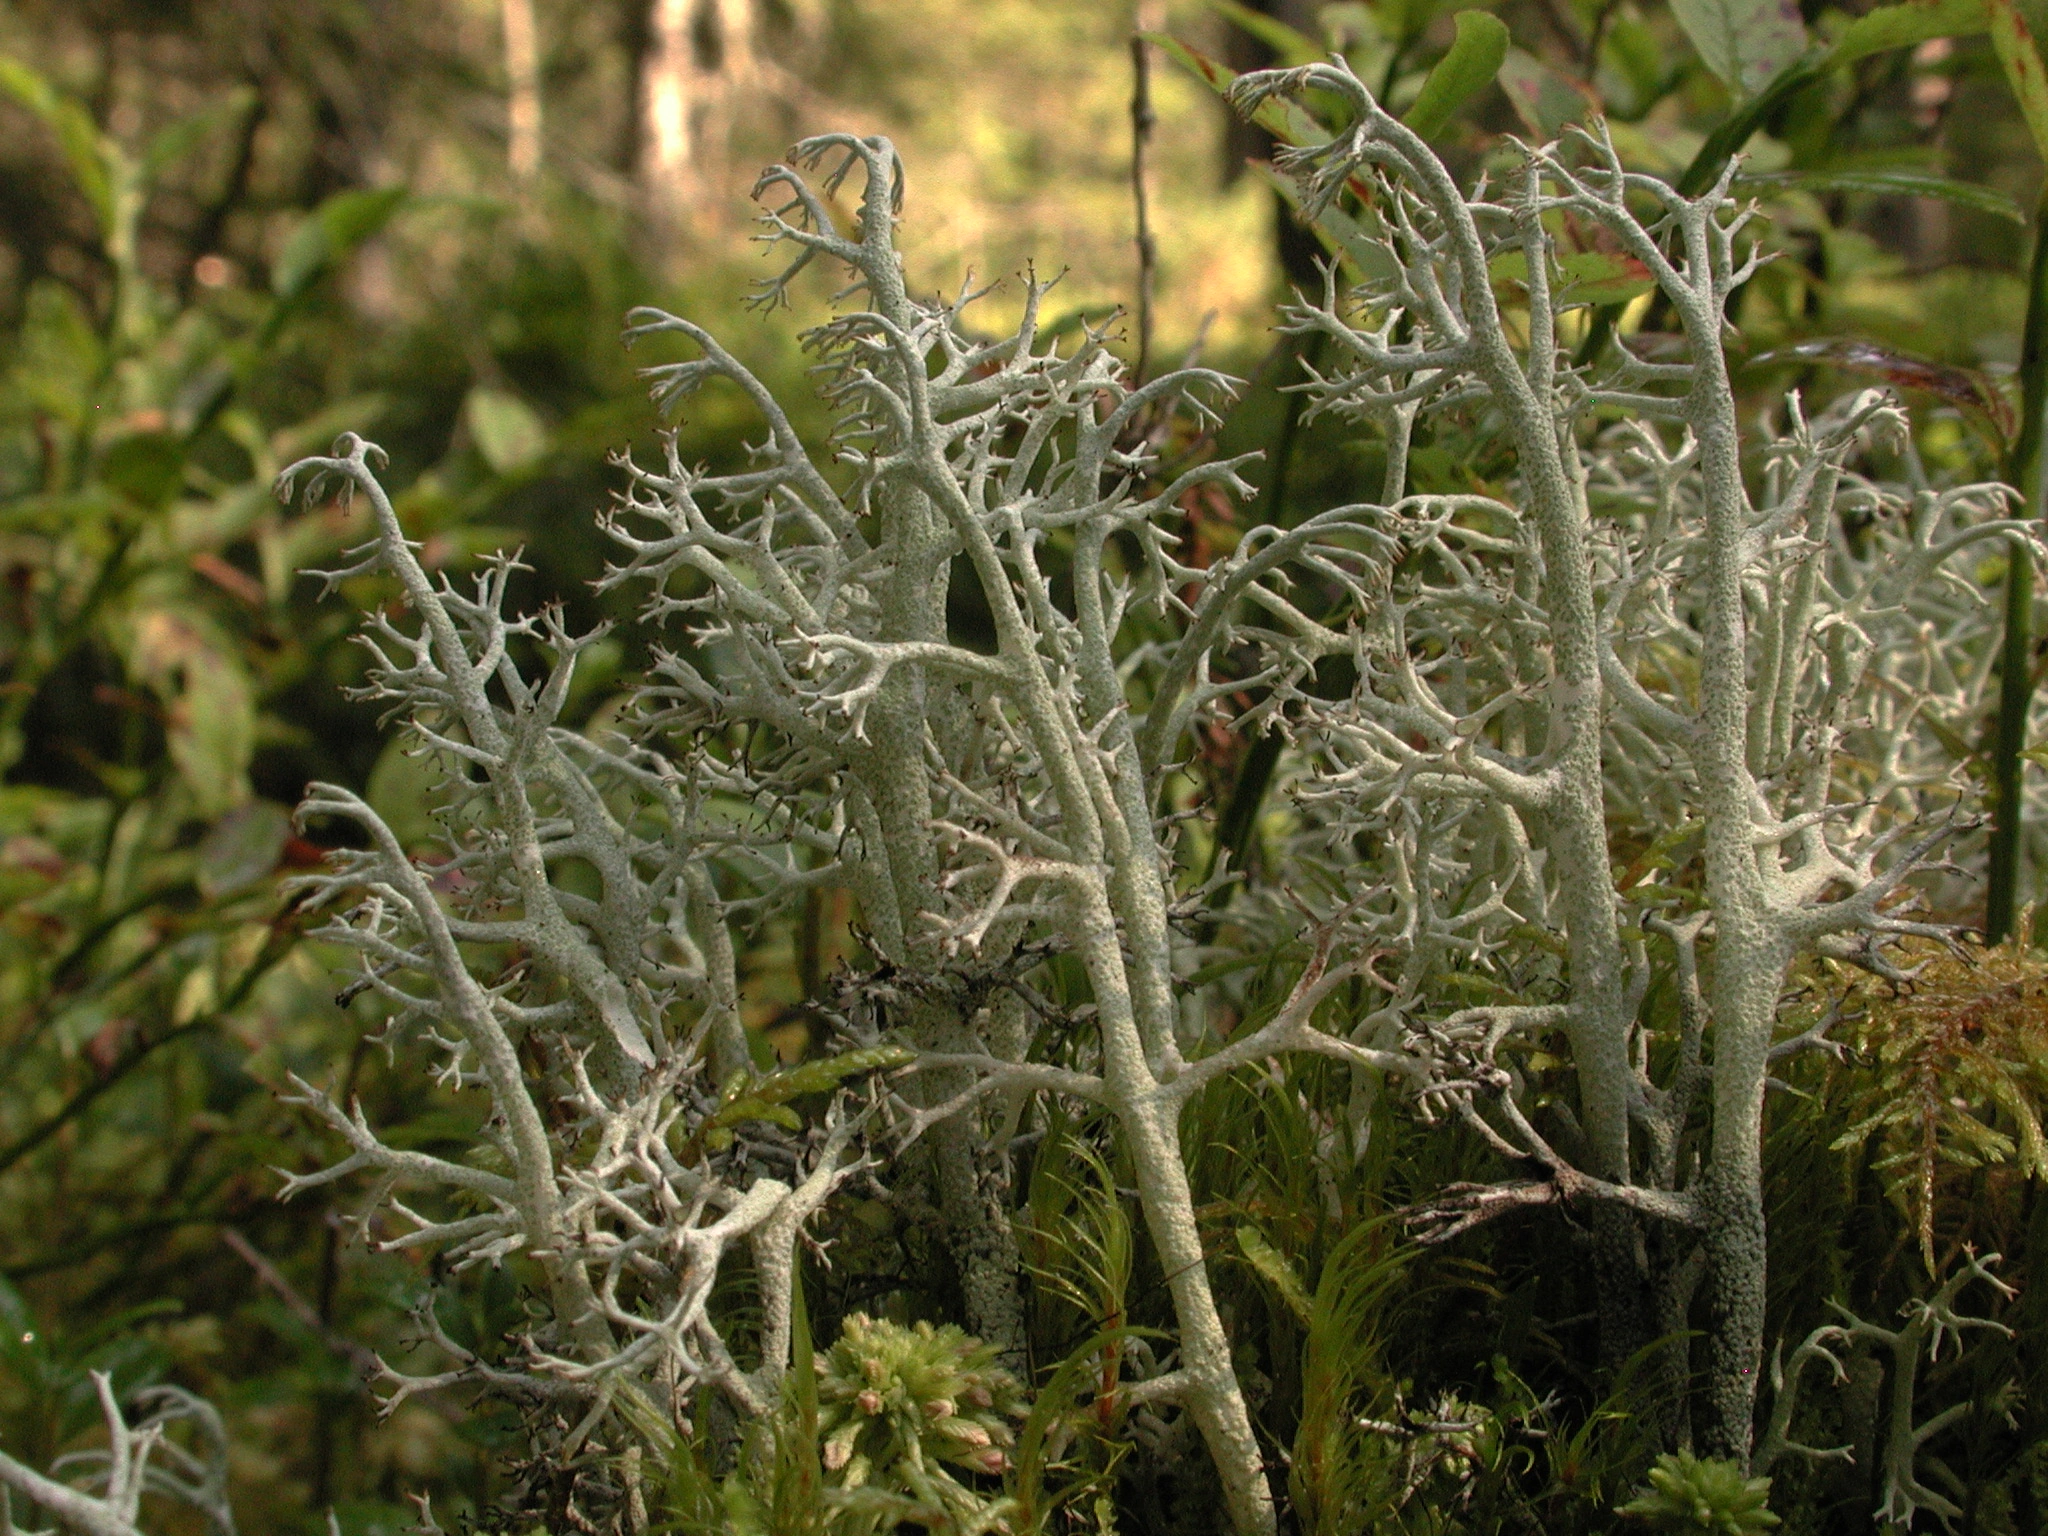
[[503, 0, 544, 180], [638, 0, 759, 227], [616, 0, 658, 173], [1221, 0, 1324, 289]]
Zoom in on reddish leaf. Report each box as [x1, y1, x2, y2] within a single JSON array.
[[1748, 338, 2017, 447]]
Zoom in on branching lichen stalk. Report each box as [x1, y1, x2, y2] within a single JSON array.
[[258, 98, 2028, 1526], [1228, 57, 2030, 1465]]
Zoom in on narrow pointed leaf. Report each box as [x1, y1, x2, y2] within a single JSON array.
[[1739, 168, 2023, 223], [1236, 1226, 1315, 1324], [1402, 11, 1510, 140], [1830, 0, 1986, 66], [464, 386, 549, 475], [1150, 33, 1332, 146], [1747, 337, 2016, 446], [1250, 159, 1399, 284], [1675, 55, 1825, 195], [1201, 0, 1324, 66], [0, 55, 117, 238], [140, 88, 257, 182], [1988, 0, 2048, 162], [273, 185, 409, 301]]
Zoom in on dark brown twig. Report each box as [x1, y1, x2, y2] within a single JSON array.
[[1129, 19, 1159, 387]]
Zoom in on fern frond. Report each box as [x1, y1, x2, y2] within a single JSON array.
[[1822, 932, 2048, 1268]]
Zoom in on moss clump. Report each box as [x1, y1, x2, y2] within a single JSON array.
[[815, 1314, 1028, 1528], [1617, 1452, 1780, 1534]]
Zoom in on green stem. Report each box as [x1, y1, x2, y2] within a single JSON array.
[[1986, 184, 2048, 944], [1989, 550, 2034, 942]]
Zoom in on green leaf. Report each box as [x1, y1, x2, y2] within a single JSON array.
[[1988, 0, 2048, 163], [1669, 0, 1810, 95], [703, 1102, 803, 1150], [740, 1044, 917, 1107], [172, 660, 255, 818], [130, 609, 254, 816], [1150, 33, 1332, 146], [139, 88, 257, 182], [320, 184, 410, 254], [271, 228, 327, 302], [1675, 55, 1825, 195], [1618, 1452, 1780, 1532], [1200, 0, 1323, 66], [171, 364, 236, 440], [1491, 249, 1655, 307], [273, 185, 409, 301], [1984, 1071, 2048, 1177], [684, 1045, 914, 1161], [1744, 337, 2016, 445], [1321, 3, 1383, 53], [98, 432, 186, 509], [1830, 0, 1986, 66], [1250, 160, 1400, 285], [1379, 0, 1451, 46], [1496, 46, 1596, 140], [1604, 15, 1675, 108], [0, 55, 118, 240], [1738, 167, 2023, 222], [12, 279, 103, 425], [365, 733, 450, 852], [464, 386, 549, 475], [196, 800, 292, 899], [1010, 1324, 1166, 1528], [1557, 252, 1656, 304], [1403, 11, 1511, 139], [789, 1256, 818, 1429], [1236, 1225, 1314, 1324]]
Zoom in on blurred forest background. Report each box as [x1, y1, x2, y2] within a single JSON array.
[[5, 0, 2048, 1531]]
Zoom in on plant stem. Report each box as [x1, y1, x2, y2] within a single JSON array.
[[1990, 550, 2034, 942], [1987, 183, 2048, 944]]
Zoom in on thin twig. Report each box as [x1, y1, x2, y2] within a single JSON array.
[[220, 1226, 384, 1379], [1129, 9, 1161, 387]]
